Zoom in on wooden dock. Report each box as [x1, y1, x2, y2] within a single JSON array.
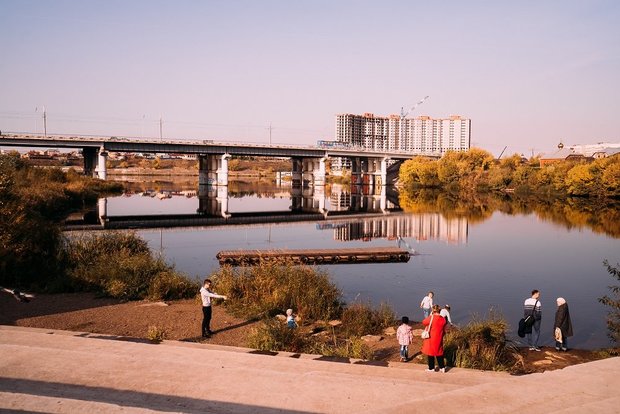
[[216, 247, 410, 266]]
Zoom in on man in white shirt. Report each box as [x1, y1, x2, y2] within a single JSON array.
[[200, 279, 227, 338], [523, 289, 542, 351]]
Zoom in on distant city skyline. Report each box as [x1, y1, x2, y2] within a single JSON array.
[[1, 0, 619, 157]]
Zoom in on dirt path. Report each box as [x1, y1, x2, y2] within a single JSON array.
[[0, 292, 603, 373]]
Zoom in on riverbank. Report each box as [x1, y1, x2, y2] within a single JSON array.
[[0, 292, 607, 374], [3, 325, 618, 413]]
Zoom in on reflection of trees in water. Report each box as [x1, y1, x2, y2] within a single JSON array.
[[599, 261, 620, 345], [399, 189, 620, 238], [228, 181, 285, 199]]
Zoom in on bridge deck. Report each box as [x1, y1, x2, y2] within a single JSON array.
[[216, 247, 410, 265]]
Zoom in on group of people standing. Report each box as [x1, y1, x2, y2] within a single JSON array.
[[523, 289, 573, 352], [397, 289, 575, 373], [396, 291, 453, 372]]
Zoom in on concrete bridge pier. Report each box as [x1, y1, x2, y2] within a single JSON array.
[[82, 147, 97, 177], [350, 157, 363, 185], [96, 149, 108, 180], [300, 157, 327, 187], [291, 157, 303, 187], [82, 147, 107, 179], [380, 157, 389, 187], [198, 154, 230, 186]]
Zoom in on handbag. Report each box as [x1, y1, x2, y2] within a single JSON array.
[[517, 300, 538, 338], [421, 315, 433, 339], [554, 327, 562, 342]]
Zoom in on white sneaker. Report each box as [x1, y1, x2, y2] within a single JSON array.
[[439, 368, 446, 373], [426, 369, 435, 372]]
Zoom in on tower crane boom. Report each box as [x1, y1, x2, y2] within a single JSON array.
[[400, 95, 430, 119]]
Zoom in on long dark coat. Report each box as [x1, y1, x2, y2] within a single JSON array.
[[554, 303, 573, 338]]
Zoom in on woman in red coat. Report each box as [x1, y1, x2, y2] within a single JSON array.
[[422, 304, 447, 372]]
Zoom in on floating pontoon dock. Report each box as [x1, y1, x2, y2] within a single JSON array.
[[216, 247, 410, 266]]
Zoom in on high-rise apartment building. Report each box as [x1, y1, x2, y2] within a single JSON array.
[[335, 113, 471, 155]]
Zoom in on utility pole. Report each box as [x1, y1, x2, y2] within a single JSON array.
[[43, 106, 47, 137], [268, 122, 273, 145]]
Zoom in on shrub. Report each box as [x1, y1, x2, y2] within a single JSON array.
[[147, 326, 167, 343], [443, 309, 522, 372], [213, 258, 342, 322], [308, 336, 373, 360], [340, 302, 395, 337], [248, 318, 374, 360], [63, 232, 198, 300], [247, 318, 308, 353]]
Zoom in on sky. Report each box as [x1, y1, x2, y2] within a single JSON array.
[[1, 0, 619, 156]]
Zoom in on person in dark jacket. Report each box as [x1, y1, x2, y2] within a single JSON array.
[[554, 297, 573, 351]]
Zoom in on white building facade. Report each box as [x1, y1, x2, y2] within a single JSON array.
[[335, 113, 471, 155]]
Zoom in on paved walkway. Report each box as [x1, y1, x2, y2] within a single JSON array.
[[1, 325, 618, 413]]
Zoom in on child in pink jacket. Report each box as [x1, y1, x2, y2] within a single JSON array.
[[396, 316, 413, 362]]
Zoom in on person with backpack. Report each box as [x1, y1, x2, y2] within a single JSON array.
[[523, 289, 542, 351]]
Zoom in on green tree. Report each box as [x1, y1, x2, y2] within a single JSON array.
[[599, 261, 620, 344]]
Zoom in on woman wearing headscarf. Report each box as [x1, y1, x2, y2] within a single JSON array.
[[554, 297, 573, 352]]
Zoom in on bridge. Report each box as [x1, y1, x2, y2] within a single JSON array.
[[0, 132, 440, 186]]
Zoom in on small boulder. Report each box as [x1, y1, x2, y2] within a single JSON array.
[[361, 335, 383, 343], [383, 326, 396, 336], [139, 301, 169, 307]]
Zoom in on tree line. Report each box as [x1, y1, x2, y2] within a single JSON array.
[[399, 148, 620, 198], [0, 152, 196, 299]]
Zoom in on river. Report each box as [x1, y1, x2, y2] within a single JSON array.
[[95, 177, 620, 350]]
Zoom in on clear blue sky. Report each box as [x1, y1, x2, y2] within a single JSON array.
[[1, 0, 619, 156]]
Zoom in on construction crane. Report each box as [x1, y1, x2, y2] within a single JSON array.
[[400, 95, 430, 120], [398, 95, 429, 150]]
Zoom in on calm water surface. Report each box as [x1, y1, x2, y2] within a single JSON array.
[[101, 179, 620, 349]]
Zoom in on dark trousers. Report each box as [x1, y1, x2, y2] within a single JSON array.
[[427, 355, 445, 370], [202, 306, 212, 336]]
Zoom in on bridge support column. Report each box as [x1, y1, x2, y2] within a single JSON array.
[[351, 157, 363, 185], [96, 149, 108, 180], [198, 154, 230, 186], [302, 157, 326, 187], [315, 157, 327, 186], [291, 157, 302, 187], [82, 147, 97, 177], [380, 157, 389, 187]]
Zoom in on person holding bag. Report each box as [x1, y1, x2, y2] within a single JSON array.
[[523, 289, 542, 351], [421, 304, 447, 372], [554, 297, 573, 351]]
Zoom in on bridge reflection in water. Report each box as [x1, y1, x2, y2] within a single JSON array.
[[65, 184, 468, 245]]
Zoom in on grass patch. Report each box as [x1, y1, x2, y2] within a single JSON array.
[[247, 318, 374, 360], [443, 309, 523, 372], [63, 232, 199, 300], [247, 319, 309, 353], [212, 259, 342, 321], [147, 326, 167, 343], [341, 301, 395, 337]]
